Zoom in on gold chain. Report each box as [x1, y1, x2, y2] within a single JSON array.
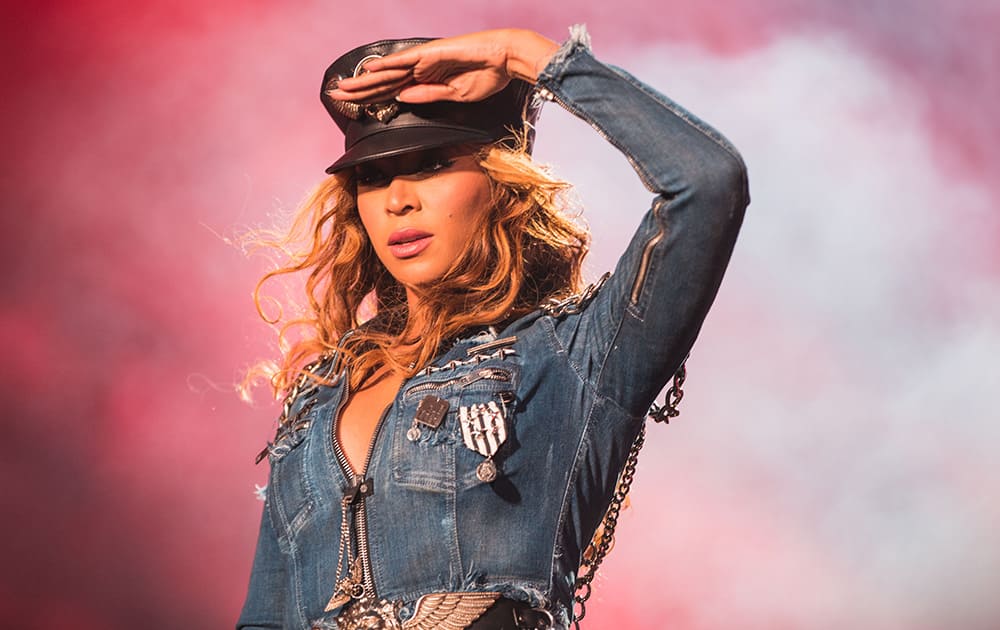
[[571, 360, 687, 628]]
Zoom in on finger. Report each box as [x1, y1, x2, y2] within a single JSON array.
[[367, 38, 486, 72], [335, 68, 411, 91], [396, 83, 460, 104], [328, 77, 414, 103], [332, 77, 412, 101], [360, 48, 423, 72]]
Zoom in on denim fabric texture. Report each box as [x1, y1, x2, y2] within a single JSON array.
[[238, 30, 749, 630]]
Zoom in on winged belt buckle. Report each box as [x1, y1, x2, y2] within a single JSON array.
[[334, 592, 502, 630]]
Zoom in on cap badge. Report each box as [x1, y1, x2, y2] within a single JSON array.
[[325, 53, 400, 123]]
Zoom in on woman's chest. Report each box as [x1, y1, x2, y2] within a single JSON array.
[[337, 369, 406, 475], [268, 326, 593, 518]]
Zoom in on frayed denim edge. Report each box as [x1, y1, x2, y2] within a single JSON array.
[[549, 24, 592, 67], [533, 24, 592, 111]]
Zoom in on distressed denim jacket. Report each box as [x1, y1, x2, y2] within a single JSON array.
[[238, 28, 749, 630]]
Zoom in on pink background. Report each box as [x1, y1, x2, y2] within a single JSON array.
[[3, 1, 999, 628]]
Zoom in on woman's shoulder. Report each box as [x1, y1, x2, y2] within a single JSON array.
[[256, 355, 342, 465]]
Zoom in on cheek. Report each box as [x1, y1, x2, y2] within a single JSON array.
[[447, 176, 492, 231], [446, 194, 493, 263], [356, 196, 381, 241]]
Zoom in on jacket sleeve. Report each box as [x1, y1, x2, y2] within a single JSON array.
[[236, 498, 287, 629], [535, 27, 749, 418]]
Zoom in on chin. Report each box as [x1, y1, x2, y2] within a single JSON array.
[[390, 269, 445, 292]]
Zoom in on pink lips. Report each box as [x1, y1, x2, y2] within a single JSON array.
[[387, 228, 433, 259]]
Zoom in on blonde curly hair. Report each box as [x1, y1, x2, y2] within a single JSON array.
[[246, 141, 590, 397]]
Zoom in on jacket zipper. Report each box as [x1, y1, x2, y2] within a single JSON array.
[[629, 198, 668, 304], [403, 366, 512, 399], [329, 352, 512, 600], [329, 369, 395, 600]]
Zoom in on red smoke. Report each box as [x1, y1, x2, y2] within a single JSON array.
[[3, 1, 997, 628]]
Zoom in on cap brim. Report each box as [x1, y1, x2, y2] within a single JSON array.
[[325, 125, 497, 174]]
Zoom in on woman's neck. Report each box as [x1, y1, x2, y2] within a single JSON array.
[[404, 287, 431, 334]]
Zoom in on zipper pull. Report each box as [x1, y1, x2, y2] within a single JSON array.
[[458, 367, 511, 387], [343, 477, 374, 505]]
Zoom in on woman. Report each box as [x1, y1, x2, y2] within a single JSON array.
[[239, 26, 748, 630]]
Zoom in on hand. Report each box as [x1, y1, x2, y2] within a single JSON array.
[[328, 29, 558, 105]]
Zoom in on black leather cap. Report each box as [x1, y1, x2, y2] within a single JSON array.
[[320, 38, 539, 174]]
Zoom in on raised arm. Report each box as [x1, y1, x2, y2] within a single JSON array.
[[535, 27, 749, 416]]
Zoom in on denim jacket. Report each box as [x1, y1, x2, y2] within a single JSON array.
[[238, 28, 749, 630]]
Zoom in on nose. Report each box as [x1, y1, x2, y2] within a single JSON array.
[[385, 176, 419, 216]]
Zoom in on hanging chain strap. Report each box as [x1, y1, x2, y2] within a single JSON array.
[[648, 361, 686, 425], [571, 359, 687, 628]]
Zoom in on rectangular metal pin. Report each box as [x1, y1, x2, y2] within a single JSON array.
[[414, 395, 449, 429]]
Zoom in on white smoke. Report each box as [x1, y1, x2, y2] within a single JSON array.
[[533, 33, 1000, 630]]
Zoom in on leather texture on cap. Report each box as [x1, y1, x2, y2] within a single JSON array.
[[320, 37, 538, 173]]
